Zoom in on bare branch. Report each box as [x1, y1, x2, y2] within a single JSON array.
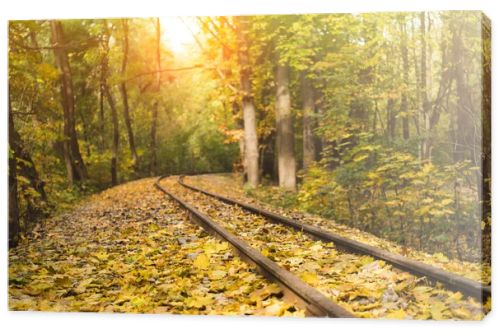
[[198, 17, 235, 52], [180, 17, 241, 94], [126, 65, 204, 82]]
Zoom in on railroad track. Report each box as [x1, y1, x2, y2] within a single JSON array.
[[177, 175, 490, 302], [155, 175, 489, 319], [154, 175, 355, 318]]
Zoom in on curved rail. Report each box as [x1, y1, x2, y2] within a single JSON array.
[[155, 176, 355, 318], [178, 175, 491, 302]]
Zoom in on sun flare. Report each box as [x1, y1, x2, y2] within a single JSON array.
[[160, 16, 199, 55]]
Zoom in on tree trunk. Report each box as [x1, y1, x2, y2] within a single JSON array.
[[9, 95, 48, 246], [50, 20, 87, 184], [104, 85, 119, 185], [399, 18, 410, 140], [261, 135, 277, 182], [387, 98, 397, 141], [150, 103, 159, 175], [99, 79, 105, 150], [78, 82, 92, 157], [102, 20, 120, 185], [275, 62, 296, 190], [231, 101, 246, 176], [120, 19, 138, 170], [420, 15, 453, 163], [235, 16, 259, 187], [301, 72, 317, 170], [419, 13, 432, 161], [411, 19, 422, 158], [452, 26, 475, 163], [480, 17, 491, 264], [8, 99, 20, 248], [150, 18, 161, 175]]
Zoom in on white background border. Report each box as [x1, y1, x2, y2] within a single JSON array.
[[1, 0, 498, 333]]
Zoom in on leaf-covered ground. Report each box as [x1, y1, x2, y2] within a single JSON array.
[[8, 178, 304, 316], [163, 176, 488, 319], [184, 174, 491, 285]]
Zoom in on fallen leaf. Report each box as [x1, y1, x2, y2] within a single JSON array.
[[193, 253, 210, 270]]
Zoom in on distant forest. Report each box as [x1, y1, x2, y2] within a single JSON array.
[[8, 12, 490, 263]]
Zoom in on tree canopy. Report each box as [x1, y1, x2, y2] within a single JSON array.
[[8, 12, 490, 264]]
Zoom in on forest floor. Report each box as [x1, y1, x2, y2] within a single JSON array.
[[8, 178, 304, 316], [8, 175, 489, 319]]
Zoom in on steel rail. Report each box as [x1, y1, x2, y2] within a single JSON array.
[[178, 175, 491, 302], [154, 176, 355, 318]]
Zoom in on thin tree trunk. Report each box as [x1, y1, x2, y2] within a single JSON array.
[[235, 16, 259, 187], [104, 85, 119, 185], [8, 98, 20, 248], [102, 20, 119, 185], [301, 72, 317, 170], [419, 12, 432, 161], [411, 18, 422, 158], [150, 18, 161, 175], [275, 62, 296, 190], [78, 82, 92, 157], [150, 103, 158, 175], [452, 26, 474, 163], [120, 19, 138, 170], [50, 20, 87, 184], [99, 81, 105, 150], [399, 18, 410, 140], [387, 98, 397, 141], [420, 16, 453, 163], [481, 16, 491, 264]]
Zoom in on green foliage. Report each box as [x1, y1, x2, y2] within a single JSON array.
[[238, 11, 488, 262], [297, 149, 482, 260], [8, 12, 489, 264]]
